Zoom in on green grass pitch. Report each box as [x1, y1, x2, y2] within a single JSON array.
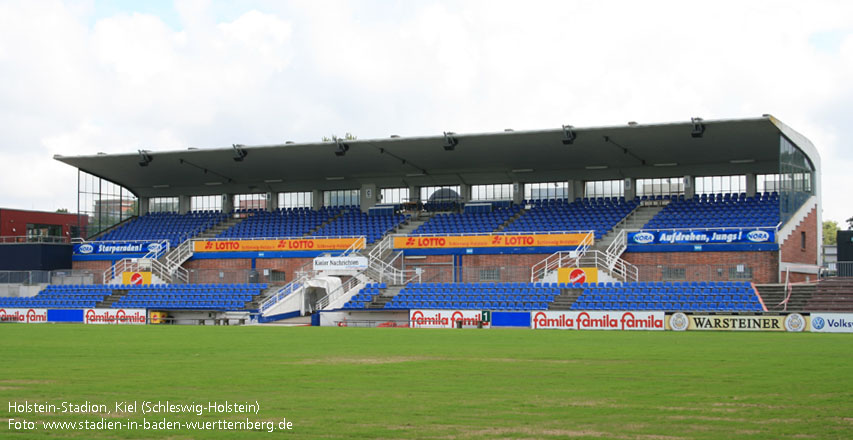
[[1, 325, 852, 439]]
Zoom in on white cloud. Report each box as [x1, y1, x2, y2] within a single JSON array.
[[0, 0, 851, 224]]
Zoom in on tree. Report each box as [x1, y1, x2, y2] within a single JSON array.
[[823, 220, 839, 245], [322, 132, 357, 142], [848, 216, 853, 230], [55, 208, 69, 213]]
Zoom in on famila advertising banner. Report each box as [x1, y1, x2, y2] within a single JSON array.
[[531, 311, 664, 330], [409, 310, 491, 328]]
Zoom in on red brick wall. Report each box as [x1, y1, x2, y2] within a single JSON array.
[[182, 258, 313, 284], [780, 206, 818, 265], [623, 251, 779, 284], [72, 260, 112, 273]]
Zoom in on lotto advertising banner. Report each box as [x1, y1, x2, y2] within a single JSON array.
[[809, 313, 853, 333], [531, 311, 665, 330], [84, 308, 147, 325], [74, 241, 166, 255], [666, 313, 808, 332], [121, 271, 152, 285], [557, 267, 598, 284], [194, 237, 365, 253], [393, 233, 592, 250], [0, 308, 48, 323], [409, 309, 492, 328], [628, 228, 775, 245]]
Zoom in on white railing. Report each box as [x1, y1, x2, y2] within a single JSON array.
[[368, 235, 395, 262], [604, 229, 627, 271], [102, 258, 178, 284], [314, 275, 363, 311], [529, 231, 594, 281], [164, 239, 194, 272], [578, 250, 639, 283], [340, 236, 367, 256], [144, 239, 170, 260], [259, 271, 312, 314]]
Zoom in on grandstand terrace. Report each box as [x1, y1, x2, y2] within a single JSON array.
[[37, 115, 829, 322]]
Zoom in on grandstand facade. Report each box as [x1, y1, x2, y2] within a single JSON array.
[[25, 115, 827, 324]]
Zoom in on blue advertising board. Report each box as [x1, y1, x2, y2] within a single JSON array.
[[73, 241, 167, 256], [628, 229, 775, 245]]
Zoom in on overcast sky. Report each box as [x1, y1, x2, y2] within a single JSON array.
[[0, 0, 851, 224]]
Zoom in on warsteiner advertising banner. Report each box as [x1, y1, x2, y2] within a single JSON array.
[[666, 313, 808, 332]]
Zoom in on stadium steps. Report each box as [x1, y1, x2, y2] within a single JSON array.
[[306, 210, 346, 236], [548, 288, 583, 310], [96, 289, 128, 308], [592, 205, 663, 252], [243, 284, 280, 310], [196, 215, 245, 239], [804, 278, 853, 311], [394, 216, 428, 235], [755, 284, 815, 312], [366, 285, 404, 309], [495, 209, 525, 232]]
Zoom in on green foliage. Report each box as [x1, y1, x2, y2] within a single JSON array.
[[55, 208, 69, 213], [321, 132, 357, 142], [1, 326, 851, 439], [823, 220, 839, 245]]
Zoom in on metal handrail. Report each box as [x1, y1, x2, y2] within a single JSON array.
[[259, 272, 313, 313], [314, 275, 363, 311], [529, 231, 594, 281], [578, 250, 639, 282]]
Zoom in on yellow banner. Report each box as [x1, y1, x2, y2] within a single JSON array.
[[393, 233, 592, 249], [665, 313, 809, 332], [149, 311, 168, 324], [193, 238, 365, 253], [122, 271, 152, 285], [557, 267, 598, 284]]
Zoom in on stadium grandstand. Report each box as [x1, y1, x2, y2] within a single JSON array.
[[3, 114, 847, 326]]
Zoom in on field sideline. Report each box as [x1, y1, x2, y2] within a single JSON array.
[[1, 325, 851, 439]]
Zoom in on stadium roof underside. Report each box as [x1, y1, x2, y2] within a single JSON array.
[[54, 115, 817, 198]]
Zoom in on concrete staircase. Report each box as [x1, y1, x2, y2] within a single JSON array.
[[394, 216, 428, 236], [755, 284, 816, 312], [307, 210, 345, 236], [195, 215, 244, 239], [593, 205, 663, 252], [549, 288, 583, 310], [366, 285, 404, 309], [496, 209, 525, 232], [95, 289, 127, 308], [243, 285, 282, 310], [804, 278, 853, 311]]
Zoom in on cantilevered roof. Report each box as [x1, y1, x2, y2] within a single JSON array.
[[54, 115, 815, 198]]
